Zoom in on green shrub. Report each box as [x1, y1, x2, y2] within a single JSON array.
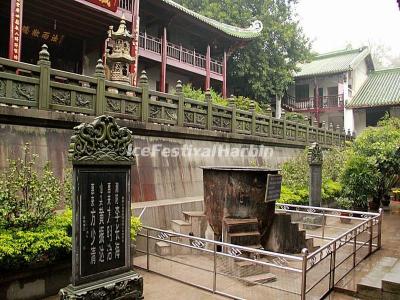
[[277, 185, 308, 205], [279, 147, 345, 206], [340, 117, 400, 208], [0, 209, 72, 271], [182, 84, 269, 114], [336, 197, 353, 210], [0, 144, 62, 229], [130, 216, 142, 242]]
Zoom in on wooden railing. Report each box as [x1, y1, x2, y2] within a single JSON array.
[[118, 0, 132, 11], [283, 94, 345, 111], [138, 32, 223, 75], [0, 50, 351, 147]]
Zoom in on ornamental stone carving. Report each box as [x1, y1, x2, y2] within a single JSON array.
[[307, 142, 323, 165], [68, 115, 134, 163], [106, 16, 134, 84]]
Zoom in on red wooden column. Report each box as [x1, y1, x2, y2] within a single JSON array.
[[130, 0, 141, 86], [222, 51, 227, 98], [9, 0, 24, 61], [314, 77, 320, 124], [160, 27, 167, 92], [205, 45, 211, 90]]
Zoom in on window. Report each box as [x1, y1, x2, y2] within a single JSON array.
[[295, 84, 309, 100], [366, 107, 389, 127]]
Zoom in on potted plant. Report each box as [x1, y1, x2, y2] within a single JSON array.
[[336, 197, 353, 224]]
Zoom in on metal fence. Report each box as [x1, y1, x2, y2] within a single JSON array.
[[133, 204, 382, 300]]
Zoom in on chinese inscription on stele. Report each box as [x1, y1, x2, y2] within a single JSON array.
[[59, 115, 143, 300]]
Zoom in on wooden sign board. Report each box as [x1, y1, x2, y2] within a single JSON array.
[[85, 0, 119, 12], [265, 174, 282, 203]]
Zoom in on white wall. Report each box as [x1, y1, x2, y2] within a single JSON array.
[[353, 109, 366, 134], [390, 106, 400, 117], [351, 59, 369, 95]]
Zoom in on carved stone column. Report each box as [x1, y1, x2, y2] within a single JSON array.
[[308, 142, 323, 207]]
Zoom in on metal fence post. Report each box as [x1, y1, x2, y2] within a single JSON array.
[[378, 208, 383, 249], [322, 210, 326, 239], [146, 228, 150, 271], [331, 241, 337, 289], [213, 243, 217, 293], [369, 218, 373, 254], [353, 229, 357, 268], [301, 248, 309, 300]]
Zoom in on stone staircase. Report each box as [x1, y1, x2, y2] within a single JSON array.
[[222, 217, 277, 285], [356, 257, 400, 299], [155, 211, 207, 256], [335, 256, 400, 299], [264, 211, 319, 254]]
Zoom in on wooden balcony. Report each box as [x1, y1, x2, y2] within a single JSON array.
[[138, 32, 223, 81], [283, 94, 345, 112]]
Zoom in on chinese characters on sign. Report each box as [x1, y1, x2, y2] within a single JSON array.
[[22, 25, 65, 45], [9, 0, 23, 61], [79, 168, 127, 277], [264, 174, 283, 203], [85, 0, 119, 12]]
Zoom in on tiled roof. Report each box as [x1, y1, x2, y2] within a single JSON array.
[[347, 67, 400, 108], [161, 0, 263, 39], [295, 47, 371, 78]]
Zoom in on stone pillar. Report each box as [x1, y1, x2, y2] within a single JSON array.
[[307, 142, 323, 207], [275, 94, 282, 119]]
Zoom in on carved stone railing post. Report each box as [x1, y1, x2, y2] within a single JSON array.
[[94, 59, 105, 116], [175, 80, 184, 127], [37, 44, 51, 110], [305, 117, 309, 143], [206, 89, 213, 130], [139, 70, 149, 123], [249, 101, 256, 136], [228, 95, 236, 134], [308, 142, 323, 207], [281, 111, 287, 139]]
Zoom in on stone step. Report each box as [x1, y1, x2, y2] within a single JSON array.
[[233, 261, 268, 277], [182, 211, 206, 218], [240, 273, 277, 286], [382, 259, 400, 294], [228, 231, 261, 247], [224, 218, 259, 234], [155, 241, 171, 256], [183, 211, 207, 238], [357, 257, 398, 299], [170, 219, 192, 235]]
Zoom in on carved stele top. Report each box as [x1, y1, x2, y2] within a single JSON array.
[[69, 115, 134, 164], [307, 142, 323, 165]]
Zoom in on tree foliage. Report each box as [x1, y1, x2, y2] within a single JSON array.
[[175, 0, 312, 102], [340, 117, 400, 208]]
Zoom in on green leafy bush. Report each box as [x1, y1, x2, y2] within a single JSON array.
[[182, 84, 269, 114], [336, 197, 353, 210], [279, 147, 345, 205], [130, 216, 142, 242], [0, 144, 62, 229], [340, 117, 400, 208], [0, 209, 72, 271], [277, 186, 308, 205]]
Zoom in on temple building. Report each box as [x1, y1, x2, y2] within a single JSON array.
[[0, 0, 262, 97]]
